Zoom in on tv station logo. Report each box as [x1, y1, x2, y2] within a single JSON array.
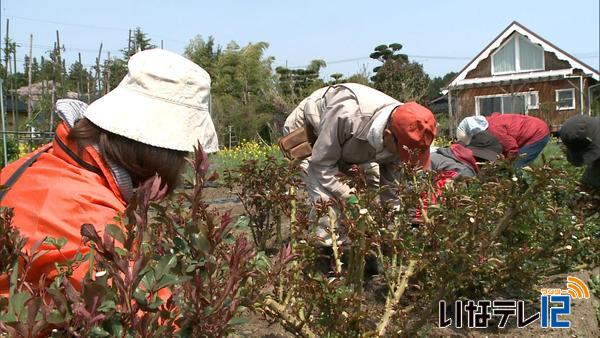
[[439, 276, 591, 329]]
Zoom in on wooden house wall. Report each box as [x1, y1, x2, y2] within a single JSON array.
[[465, 50, 571, 79], [451, 78, 589, 126]]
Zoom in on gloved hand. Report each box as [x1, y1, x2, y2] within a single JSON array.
[[346, 194, 359, 205]]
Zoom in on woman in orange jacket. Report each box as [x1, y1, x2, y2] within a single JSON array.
[[0, 49, 218, 294]]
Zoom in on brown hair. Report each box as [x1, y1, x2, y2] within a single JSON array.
[[68, 118, 187, 195]]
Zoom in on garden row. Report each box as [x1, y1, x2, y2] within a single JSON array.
[[0, 140, 598, 337]]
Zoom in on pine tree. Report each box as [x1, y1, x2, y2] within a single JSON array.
[[123, 27, 156, 59]]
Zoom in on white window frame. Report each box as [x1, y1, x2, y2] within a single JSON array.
[[475, 91, 539, 116], [555, 88, 575, 110], [527, 91, 539, 109], [491, 33, 545, 75]]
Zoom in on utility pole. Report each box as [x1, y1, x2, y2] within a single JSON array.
[[27, 34, 33, 135], [4, 19, 13, 128], [4, 19, 8, 76], [11, 43, 16, 135], [77, 53, 83, 97], [55, 30, 64, 98], [128, 29, 132, 58], [86, 68, 91, 104], [50, 84, 55, 132], [95, 43, 103, 97], [105, 51, 111, 93], [1, 79, 7, 167]]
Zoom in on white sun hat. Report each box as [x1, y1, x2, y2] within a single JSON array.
[[456, 116, 489, 145], [84, 48, 219, 153]]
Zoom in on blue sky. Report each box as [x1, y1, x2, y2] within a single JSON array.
[[1, 0, 598, 79]]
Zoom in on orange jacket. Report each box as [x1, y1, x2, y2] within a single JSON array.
[[0, 121, 126, 294]]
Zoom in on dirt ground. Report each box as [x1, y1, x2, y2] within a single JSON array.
[[429, 269, 600, 338], [203, 186, 599, 338]]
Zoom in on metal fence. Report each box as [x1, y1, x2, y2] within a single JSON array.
[[1, 79, 57, 167]]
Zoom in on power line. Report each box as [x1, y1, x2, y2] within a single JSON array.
[[7, 15, 126, 32], [5, 14, 599, 70], [290, 53, 599, 69], [12, 58, 98, 68], [6, 15, 187, 45], [13, 42, 120, 55]]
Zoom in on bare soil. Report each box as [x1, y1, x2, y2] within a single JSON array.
[[204, 186, 599, 337]]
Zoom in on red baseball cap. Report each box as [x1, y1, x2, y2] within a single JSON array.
[[389, 102, 437, 168]]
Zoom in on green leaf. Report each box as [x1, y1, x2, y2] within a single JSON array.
[[46, 309, 65, 324], [105, 224, 125, 244], [140, 268, 157, 290], [46, 288, 68, 307], [231, 216, 249, 229], [56, 237, 67, 249], [154, 274, 187, 291], [155, 254, 177, 280], [114, 247, 128, 256], [173, 236, 188, 252], [43, 237, 67, 250], [102, 318, 124, 337], [9, 260, 18, 296], [133, 289, 149, 307], [98, 299, 116, 313], [90, 325, 111, 337], [8, 292, 31, 321], [146, 298, 164, 310], [191, 233, 210, 252], [374, 44, 388, 52], [228, 316, 248, 326], [222, 234, 236, 245], [177, 326, 193, 338], [389, 43, 403, 51], [369, 51, 382, 59]]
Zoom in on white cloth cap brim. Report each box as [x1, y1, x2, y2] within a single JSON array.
[[84, 86, 219, 153], [456, 128, 472, 145]]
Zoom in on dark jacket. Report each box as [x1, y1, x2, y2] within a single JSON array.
[[559, 115, 600, 188], [430, 146, 477, 178]]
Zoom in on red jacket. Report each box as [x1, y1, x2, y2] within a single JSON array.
[[0, 122, 126, 294], [486, 113, 549, 158]]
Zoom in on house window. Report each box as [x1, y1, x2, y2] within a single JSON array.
[[556, 89, 575, 110], [518, 35, 544, 71], [528, 92, 539, 109], [492, 33, 544, 75], [492, 37, 516, 73], [478, 97, 503, 116], [476, 91, 539, 116]]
